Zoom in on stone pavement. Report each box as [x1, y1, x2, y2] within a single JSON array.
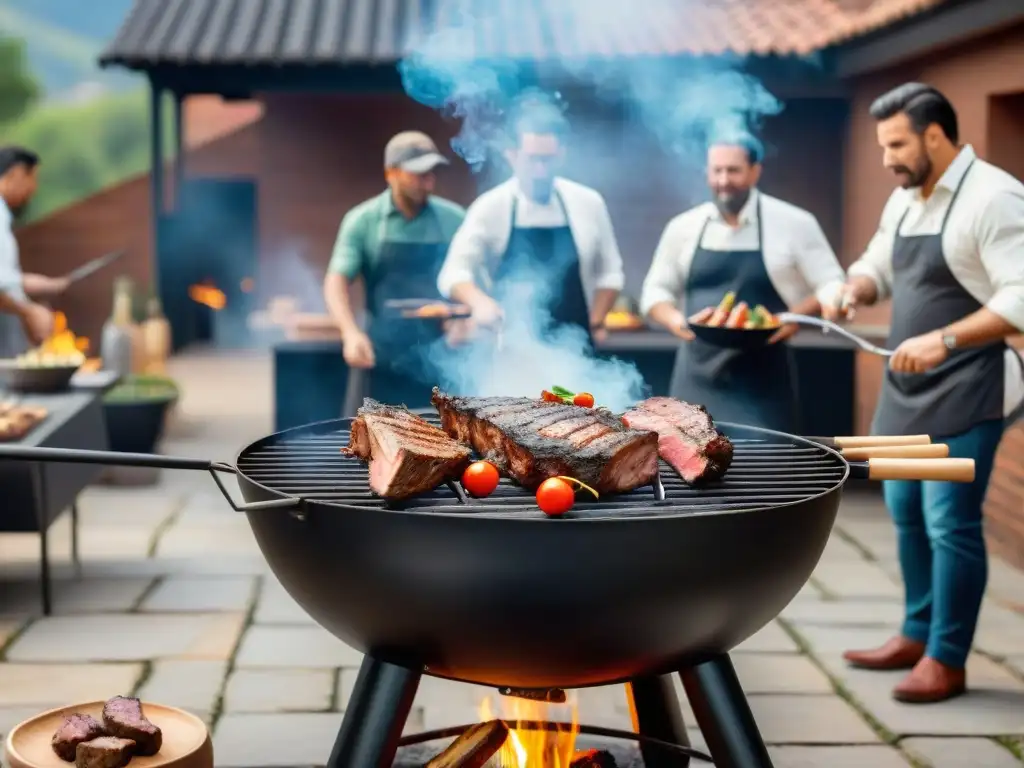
[[1, 349, 1023, 767]]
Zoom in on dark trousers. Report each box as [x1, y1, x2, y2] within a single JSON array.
[[883, 418, 1004, 668]]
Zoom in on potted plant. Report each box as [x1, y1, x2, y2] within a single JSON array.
[[103, 373, 180, 454]]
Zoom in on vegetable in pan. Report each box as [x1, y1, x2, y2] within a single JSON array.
[[694, 293, 782, 330]]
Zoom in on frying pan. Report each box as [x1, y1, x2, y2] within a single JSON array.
[[690, 313, 893, 356], [0, 361, 82, 393]]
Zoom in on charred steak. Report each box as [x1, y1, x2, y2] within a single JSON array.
[[52, 713, 107, 762], [101, 696, 161, 756], [343, 398, 472, 499], [432, 389, 659, 494], [622, 397, 733, 486], [74, 737, 135, 768]]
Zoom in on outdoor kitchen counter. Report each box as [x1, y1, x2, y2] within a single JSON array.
[[274, 324, 889, 437]]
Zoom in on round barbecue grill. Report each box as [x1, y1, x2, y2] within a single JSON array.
[[0, 409, 975, 768]]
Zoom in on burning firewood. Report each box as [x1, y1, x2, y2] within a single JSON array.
[[425, 719, 509, 768], [570, 748, 618, 767]]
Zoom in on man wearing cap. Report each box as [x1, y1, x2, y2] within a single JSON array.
[[324, 131, 466, 414]]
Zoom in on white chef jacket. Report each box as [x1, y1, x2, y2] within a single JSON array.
[[847, 144, 1024, 418], [0, 197, 28, 357], [436, 177, 626, 310], [639, 189, 846, 318]]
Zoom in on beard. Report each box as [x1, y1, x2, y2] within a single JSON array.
[[891, 155, 932, 189], [714, 187, 751, 217]]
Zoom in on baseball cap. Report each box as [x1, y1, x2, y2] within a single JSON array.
[[383, 131, 450, 174]]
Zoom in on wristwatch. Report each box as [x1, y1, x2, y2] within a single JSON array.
[[941, 331, 958, 351]]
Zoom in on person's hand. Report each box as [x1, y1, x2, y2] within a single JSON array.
[[822, 277, 876, 322], [889, 331, 948, 374], [47, 276, 70, 296], [469, 296, 503, 329], [20, 302, 54, 346], [768, 322, 799, 345], [591, 326, 609, 344], [342, 331, 375, 369], [443, 318, 476, 347]]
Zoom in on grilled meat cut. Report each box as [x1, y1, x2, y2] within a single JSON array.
[[344, 398, 472, 499], [74, 737, 135, 768], [52, 714, 107, 762], [432, 389, 659, 494], [622, 397, 733, 485], [101, 696, 162, 756]]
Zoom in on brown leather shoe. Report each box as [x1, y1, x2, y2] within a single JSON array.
[[892, 657, 966, 703], [842, 636, 925, 670]]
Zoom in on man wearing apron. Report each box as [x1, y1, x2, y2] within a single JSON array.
[[641, 135, 846, 433], [323, 132, 465, 415], [828, 84, 1024, 703], [0, 146, 63, 358], [437, 99, 624, 359]]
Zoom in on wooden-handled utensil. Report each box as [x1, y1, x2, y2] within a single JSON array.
[[809, 434, 931, 449], [841, 443, 949, 460], [854, 458, 975, 483]]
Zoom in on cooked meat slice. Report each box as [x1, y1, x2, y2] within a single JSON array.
[[622, 397, 733, 485], [343, 398, 472, 499], [432, 389, 659, 494], [101, 696, 162, 756], [74, 737, 135, 768], [52, 713, 107, 762]]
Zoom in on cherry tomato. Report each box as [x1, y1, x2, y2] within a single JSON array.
[[462, 461, 499, 498], [573, 392, 595, 408], [541, 390, 562, 403], [536, 477, 575, 516]]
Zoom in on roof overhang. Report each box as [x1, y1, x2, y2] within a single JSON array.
[[833, 0, 1024, 78]]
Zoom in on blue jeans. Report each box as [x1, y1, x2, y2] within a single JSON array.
[[883, 418, 1004, 668]]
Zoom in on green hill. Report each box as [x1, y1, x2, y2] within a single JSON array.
[[0, 0, 138, 98]]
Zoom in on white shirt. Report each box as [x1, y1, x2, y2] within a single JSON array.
[[437, 177, 626, 309], [0, 197, 25, 301], [847, 144, 1024, 418], [639, 189, 846, 317]]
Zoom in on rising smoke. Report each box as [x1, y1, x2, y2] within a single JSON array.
[[397, 1, 784, 410]]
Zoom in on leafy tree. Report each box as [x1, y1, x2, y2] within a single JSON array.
[[0, 36, 40, 125]]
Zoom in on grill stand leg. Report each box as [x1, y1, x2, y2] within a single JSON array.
[[71, 501, 81, 574], [679, 655, 774, 768], [625, 675, 691, 768], [32, 463, 53, 616], [326, 655, 421, 768]]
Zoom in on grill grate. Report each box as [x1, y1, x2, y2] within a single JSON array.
[[235, 415, 847, 519]]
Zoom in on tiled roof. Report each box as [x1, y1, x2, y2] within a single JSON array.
[[99, 0, 951, 68]]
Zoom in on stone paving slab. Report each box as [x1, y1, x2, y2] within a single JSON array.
[[816, 652, 1024, 737], [0, 619, 25, 648], [140, 576, 257, 613], [253, 578, 317, 625], [0, 662, 144, 706], [781, 597, 903, 627], [234, 626, 363, 669], [156, 520, 261, 558], [0, 526, 155, 565], [0, 577, 154, 617], [136, 659, 228, 723], [901, 737, 1023, 767], [6, 613, 246, 662], [734, 620, 800, 653], [213, 713, 342, 767], [74, 488, 185, 527], [225, 669, 336, 714], [769, 745, 911, 767], [811, 560, 902, 599]]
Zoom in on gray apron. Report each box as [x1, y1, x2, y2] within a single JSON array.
[[668, 202, 800, 433], [341, 206, 450, 417], [872, 161, 1024, 437], [0, 312, 28, 360]]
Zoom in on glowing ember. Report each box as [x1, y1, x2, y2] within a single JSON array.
[[479, 694, 579, 767], [189, 283, 227, 311], [42, 312, 90, 355]]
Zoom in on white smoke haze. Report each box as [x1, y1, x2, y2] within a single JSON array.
[[397, 1, 786, 406]]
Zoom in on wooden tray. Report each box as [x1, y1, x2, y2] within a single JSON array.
[[4, 701, 213, 768]]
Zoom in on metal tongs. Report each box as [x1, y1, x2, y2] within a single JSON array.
[[777, 313, 894, 357]]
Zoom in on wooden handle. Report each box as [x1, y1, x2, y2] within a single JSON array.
[[867, 458, 975, 483], [833, 434, 931, 448], [842, 443, 949, 461]]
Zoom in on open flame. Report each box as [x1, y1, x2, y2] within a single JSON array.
[[43, 312, 90, 355], [189, 282, 227, 311], [478, 694, 579, 767]]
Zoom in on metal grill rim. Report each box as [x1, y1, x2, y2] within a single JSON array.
[[232, 416, 848, 520]]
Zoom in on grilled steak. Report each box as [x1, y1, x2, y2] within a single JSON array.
[[343, 398, 472, 499], [74, 737, 135, 768], [622, 397, 733, 486], [432, 389, 659, 494], [101, 696, 161, 756], [52, 714, 107, 762]]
